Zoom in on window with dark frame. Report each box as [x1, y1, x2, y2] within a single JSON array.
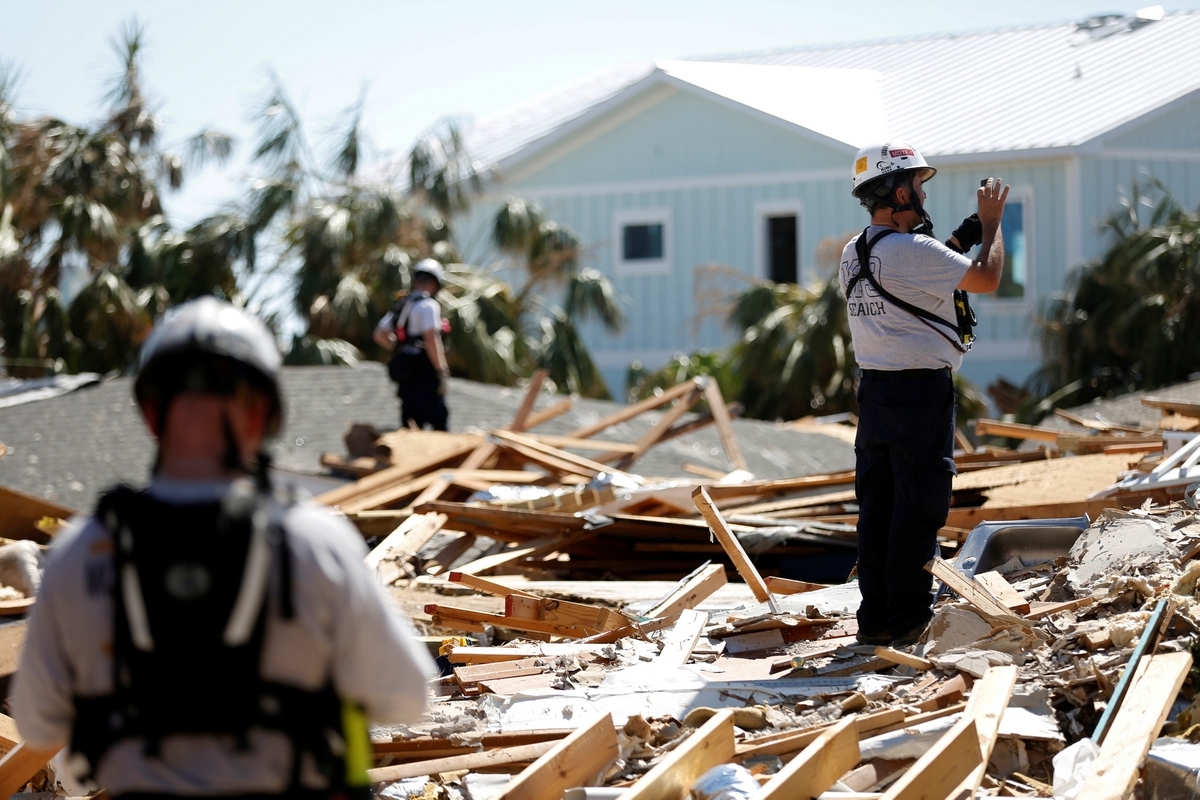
[[622, 223, 664, 261], [767, 214, 798, 284]]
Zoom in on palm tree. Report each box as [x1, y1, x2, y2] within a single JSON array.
[[0, 19, 233, 376], [1030, 183, 1200, 411]]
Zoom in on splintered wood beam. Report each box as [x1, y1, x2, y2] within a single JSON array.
[[423, 533, 477, 576], [875, 646, 933, 671], [529, 434, 641, 453], [735, 708, 905, 759], [645, 563, 727, 622], [691, 486, 772, 604], [407, 441, 500, 508], [505, 595, 630, 633], [612, 386, 703, 470], [0, 742, 60, 797], [314, 438, 482, 508], [973, 571, 1031, 615], [617, 709, 735, 800], [510, 369, 549, 432], [447, 572, 539, 599], [973, 419, 1061, 442], [655, 608, 709, 668], [336, 472, 441, 514], [522, 397, 574, 431], [424, 604, 600, 638], [498, 712, 619, 800], [704, 471, 857, 501], [451, 533, 580, 576], [880, 717, 982, 800], [492, 430, 632, 480], [925, 558, 1024, 624], [952, 665, 1018, 797], [567, 379, 701, 439], [765, 576, 832, 595], [758, 716, 859, 799], [1077, 651, 1192, 800], [700, 376, 748, 471], [367, 740, 558, 782], [364, 512, 448, 582]]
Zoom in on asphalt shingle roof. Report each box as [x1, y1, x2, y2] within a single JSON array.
[[0, 363, 853, 510]]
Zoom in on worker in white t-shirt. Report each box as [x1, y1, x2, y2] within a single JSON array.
[[12, 297, 437, 797], [374, 259, 450, 431], [840, 142, 1008, 648]]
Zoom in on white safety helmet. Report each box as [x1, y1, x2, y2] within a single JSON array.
[[851, 142, 937, 205], [134, 297, 284, 437], [412, 258, 445, 289]]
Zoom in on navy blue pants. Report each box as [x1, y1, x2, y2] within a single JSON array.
[[854, 368, 956, 638]]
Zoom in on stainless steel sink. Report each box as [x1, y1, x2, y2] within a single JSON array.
[[952, 516, 1091, 578]]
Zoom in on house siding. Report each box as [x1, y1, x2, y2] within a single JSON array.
[[455, 89, 1200, 403]]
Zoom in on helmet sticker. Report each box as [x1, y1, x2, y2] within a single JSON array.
[[855, 157, 868, 174], [889, 148, 915, 158]]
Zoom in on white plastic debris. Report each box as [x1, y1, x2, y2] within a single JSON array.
[[1051, 737, 1100, 800]]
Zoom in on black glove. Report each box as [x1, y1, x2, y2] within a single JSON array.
[[948, 213, 983, 254]]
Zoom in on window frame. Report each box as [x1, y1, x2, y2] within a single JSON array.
[[974, 185, 1034, 314], [613, 207, 673, 277], [753, 199, 805, 284]]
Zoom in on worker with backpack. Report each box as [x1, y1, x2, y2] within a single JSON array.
[[840, 142, 1008, 648], [374, 259, 451, 431], [13, 297, 436, 797]]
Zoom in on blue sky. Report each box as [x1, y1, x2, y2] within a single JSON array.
[[2, 0, 1195, 226]]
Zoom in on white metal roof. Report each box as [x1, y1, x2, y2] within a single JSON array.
[[467, 10, 1200, 172]]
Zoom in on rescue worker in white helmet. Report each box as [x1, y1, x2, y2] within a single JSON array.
[[840, 142, 1008, 647], [13, 296, 437, 797], [374, 258, 451, 431]]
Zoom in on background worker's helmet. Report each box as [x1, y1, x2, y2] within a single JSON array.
[[412, 258, 445, 290], [851, 142, 937, 208], [134, 297, 284, 437]]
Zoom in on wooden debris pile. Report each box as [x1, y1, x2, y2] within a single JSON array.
[[365, 493, 1200, 800]]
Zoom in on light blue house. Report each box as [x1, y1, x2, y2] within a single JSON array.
[[456, 11, 1200, 405]]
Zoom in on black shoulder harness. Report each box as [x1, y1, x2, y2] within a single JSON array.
[[71, 483, 363, 795], [846, 227, 973, 354]]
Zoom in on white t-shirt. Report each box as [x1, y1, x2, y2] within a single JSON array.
[[375, 295, 440, 339], [839, 226, 973, 372], [12, 477, 437, 795]]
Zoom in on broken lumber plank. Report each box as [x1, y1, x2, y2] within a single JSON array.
[[704, 471, 857, 502], [314, 437, 481, 508], [617, 709, 735, 800], [492, 429, 634, 480], [952, 665, 1019, 797], [424, 604, 605, 638], [644, 563, 727, 622], [700, 376, 748, 471], [365, 513, 448, 572], [655, 608, 709, 667], [498, 712, 618, 800], [0, 743, 59, 798], [409, 440, 500, 508], [505, 595, 629, 633], [880, 717, 982, 800], [925, 558, 1023, 623], [451, 533, 580, 576], [454, 658, 545, 695], [875, 646, 933, 671], [1056, 407, 1149, 434], [522, 396, 574, 430], [568, 379, 701, 439], [423, 533, 477, 576], [758, 717, 859, 799], [367, 740, 558, 782], [336, 472, 441, 514], [735, 708, 905, 758], [1076, 651, 1192, 800], [529, 434, 641, 453], [611, 385, 703, 469], [578, 615, 672, 645], [691, 486, 772, 604], [1025, 596, 1096, 620], [510, 369, 549, 432], [973, 570, 1031, 615], [0, 487, 72, 544], [974, 419, 1061, 442], [447, 571, 539, 599], [1143, 396, 1200, 417], [765, 576, 832, 595], [445, 643, 616, 665]]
